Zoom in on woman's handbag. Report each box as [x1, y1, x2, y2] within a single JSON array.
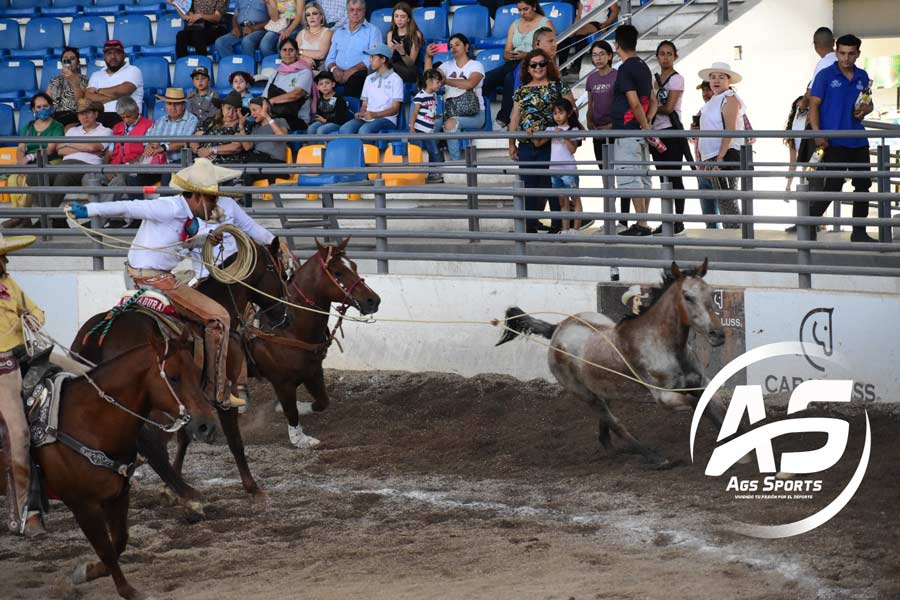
[[444, 90, 479, 118], [265, 16, 290, 33]]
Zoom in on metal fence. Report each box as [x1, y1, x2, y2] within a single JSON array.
[[1, 127, 899, 288]]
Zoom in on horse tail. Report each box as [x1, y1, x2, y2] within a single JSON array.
[[495, 306, 558, 346]]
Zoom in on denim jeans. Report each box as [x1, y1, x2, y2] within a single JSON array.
[[698, 175, 720, 229], [338, 117, 396, 135], [517, 141, 558, 232], [438, 110, 485, 160], [307, 121, 341, 137], [412, 139, 444, 163], [259, 29, 299, 57], [214, 30, 266, 58]]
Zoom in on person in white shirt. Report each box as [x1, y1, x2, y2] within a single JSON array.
[[67, 159, 241, 408], [338, 44, 403, 134], [26, 99, 112, 226], [85, 39, 145, 129]]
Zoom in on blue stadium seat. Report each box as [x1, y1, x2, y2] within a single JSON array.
[[370, 7, 392, 39], [86, 56, 107, 78], [12, 17, 64, 60], [40, 56, 63, 89], [413, 6, 448, 42], [18, 102, 34, 131], [83, 0, 128, 16], [152, 99, 166, 120], [173, 55, 213, 89], [476, 48, 504, 74], [0, 103, 14, 135], [42, 0, 88, 16], [133, 55, 169, 93], [260, 53, 281, 73], [1, 0, 50, 18], [450, 5, 489, 41], [139, 12, 180, 58], [0, 18, 21, 56], [345, 96, 359, 115], [113, 15, 152, 52], [0, 60, 37, 101], [125, 0, 164, 13], [297, 138, 367, 186], [477, 4, 517, 48], [215, 53, 254, 93], [542, 2, 574, 33], [69, 16, 109, 51], [429, 51, 451, 67]]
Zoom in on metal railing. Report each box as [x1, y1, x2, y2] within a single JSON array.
[[1, 127, 899, 288]]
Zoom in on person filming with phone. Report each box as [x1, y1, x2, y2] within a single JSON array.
[[46, 47, 89, 129]]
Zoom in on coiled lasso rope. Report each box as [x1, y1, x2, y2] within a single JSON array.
[[202, 224, 256, 283]]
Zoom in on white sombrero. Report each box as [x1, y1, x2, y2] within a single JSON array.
[[697, 61, 742, 84], [621, 285, 649, 306], [170, 158, 242, 195], [0, 233, 36, 254]]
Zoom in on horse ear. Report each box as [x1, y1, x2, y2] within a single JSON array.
[[698, 257, 709, 278], [338, 236, 351, 250], [671, 261, 683, 279], [269, 236, 280, 255], [314, 238, 325, 254]]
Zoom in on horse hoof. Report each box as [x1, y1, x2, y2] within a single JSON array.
[[297, 401, 315, 416], [288, 425, 321, 449], [187, 501, 206, 516], [72, 562, 89, 585]]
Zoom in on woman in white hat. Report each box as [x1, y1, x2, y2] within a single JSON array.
[[697, 61, 745, 228], [0, 234, 47, 537], [67, 159, 243, 410]]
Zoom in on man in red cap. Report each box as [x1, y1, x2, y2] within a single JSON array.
[[84, 39, 145, 128]]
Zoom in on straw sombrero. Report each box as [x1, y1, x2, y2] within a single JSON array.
[[170, 158, 242, 195], [0, 233, 36, 254]]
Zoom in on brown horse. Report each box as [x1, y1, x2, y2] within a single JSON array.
[[497, 260, 726, 468], [71, 238, 288, 497], [246, 237, 381, 448], [3, 334, 217, 600]]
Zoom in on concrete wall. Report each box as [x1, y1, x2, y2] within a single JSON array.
[[834, 0, 900, 38], [10, 266, 900, 403]]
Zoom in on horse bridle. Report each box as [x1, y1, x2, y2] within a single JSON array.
[[229, 243, 291, 329], [288, 247, 366, 313], [79, 338, 192, 434]]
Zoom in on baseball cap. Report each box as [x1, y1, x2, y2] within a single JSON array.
[[103, 39, 124, 52], [191, 66, 211, 79]]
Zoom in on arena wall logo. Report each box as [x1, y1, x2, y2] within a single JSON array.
[[799, 307, 834, 372], [690, 342, 871, 539]]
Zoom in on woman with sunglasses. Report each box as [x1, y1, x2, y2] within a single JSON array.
[[509, 48, 576, 233]]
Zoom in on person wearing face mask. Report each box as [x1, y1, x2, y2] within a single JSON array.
[[84, 40, 145, 129], [66, 160, 243, 409]]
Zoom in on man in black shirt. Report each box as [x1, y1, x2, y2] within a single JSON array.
[[610, 24, 654, 236]]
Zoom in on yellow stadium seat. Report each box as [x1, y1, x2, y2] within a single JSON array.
[[0, 147, 18, 203], [363, 144, 380, 181], [382, 142, 426, 187], [295, 144, 325, 200], [256, 147, 296, 200]]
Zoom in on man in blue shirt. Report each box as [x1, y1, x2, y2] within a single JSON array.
[[808, 33, 875, 243], [324, 0, 382, 98], [214, 0, 270, 58]]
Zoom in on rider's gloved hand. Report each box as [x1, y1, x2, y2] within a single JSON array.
[[69, 202, 88, 219]]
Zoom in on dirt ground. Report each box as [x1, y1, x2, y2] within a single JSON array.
[[0, 370, 897, 600]]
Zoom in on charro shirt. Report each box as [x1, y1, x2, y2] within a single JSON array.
[[0, 275, 45, 353], [85, 195, 196, 271], [190, 196, 274, 279]]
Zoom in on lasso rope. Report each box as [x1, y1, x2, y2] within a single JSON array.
[[202, 224, 256, 283], [63, 208, 703, 394]]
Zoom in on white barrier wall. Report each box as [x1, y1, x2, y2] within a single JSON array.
[[13, 268, 900, 403]]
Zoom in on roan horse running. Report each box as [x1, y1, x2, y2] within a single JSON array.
[[496, 260, 726, 468], [1, 334, 217, 600]]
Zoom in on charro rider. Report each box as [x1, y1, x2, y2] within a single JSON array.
[[67, 159, 239, 410], [0, 233, 47, 537]]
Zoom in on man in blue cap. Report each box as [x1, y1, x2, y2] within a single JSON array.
[[338, 43, 403, 135]]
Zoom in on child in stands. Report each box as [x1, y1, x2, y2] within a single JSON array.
[[410, 68, 445, 183], [229, 71, 255, 109], [185, 66, 219, 126], [546, 98, 585, 234], [306, 71, 352, 136]]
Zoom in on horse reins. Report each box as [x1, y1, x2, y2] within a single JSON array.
[[79, 338, 192, 434]]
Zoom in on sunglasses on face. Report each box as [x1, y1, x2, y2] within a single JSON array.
[[529, 61, 547, 69]]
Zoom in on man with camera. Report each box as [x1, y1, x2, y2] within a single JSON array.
[[84, 40, 145, 129]]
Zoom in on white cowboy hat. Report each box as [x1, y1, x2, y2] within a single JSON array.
[[0, 233, 36, 254], [697, 61, 742, 84], [170, 158, 242, 195], [621, 285, 649, 306]]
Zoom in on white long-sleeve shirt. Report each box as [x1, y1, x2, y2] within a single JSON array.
[[86, 195, 194, 271], [190, 196, 275, 279]]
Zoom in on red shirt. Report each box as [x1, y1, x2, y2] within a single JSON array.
[[110, 116, 154, 165]]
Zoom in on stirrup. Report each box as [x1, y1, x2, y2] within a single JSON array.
[[222, 394, 246, 409]]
